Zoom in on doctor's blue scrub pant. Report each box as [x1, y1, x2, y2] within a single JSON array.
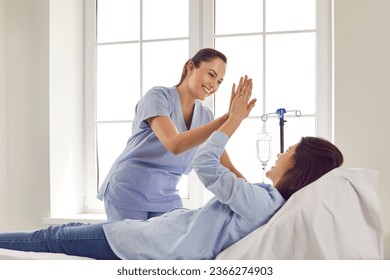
[[0, 222, 120, 259], [104, 200, 165, 221]]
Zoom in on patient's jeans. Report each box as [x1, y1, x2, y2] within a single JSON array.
[[0, 222, 120, 259]]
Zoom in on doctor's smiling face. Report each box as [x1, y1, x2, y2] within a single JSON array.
[[176, 48, 227, 101], [187, 58, 226, 101]]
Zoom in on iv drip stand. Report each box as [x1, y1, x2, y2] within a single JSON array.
[[261, 108, 301, 154], [277, 108, 286, 154]]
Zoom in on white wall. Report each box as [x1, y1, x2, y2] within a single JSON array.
[[0, 0, 8, 230], [4, 0, 50, 230], [333, 0, 390, 259], [2, 0, 389, 259], [2, 0, 84, 230]]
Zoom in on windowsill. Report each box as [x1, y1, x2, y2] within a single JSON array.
[[42, 214, 107, 225]]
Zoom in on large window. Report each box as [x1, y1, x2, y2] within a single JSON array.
[[84, 0, 331, 213]]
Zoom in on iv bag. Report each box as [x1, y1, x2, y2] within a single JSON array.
[[256, 123, 272, 164]]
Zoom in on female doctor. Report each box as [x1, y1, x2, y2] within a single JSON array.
[[97, 48, 245, 221]]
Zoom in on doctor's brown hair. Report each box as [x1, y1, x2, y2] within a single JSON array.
[[176, 48, 227, 87], [275, 137, 344, 200]]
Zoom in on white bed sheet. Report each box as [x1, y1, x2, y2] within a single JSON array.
[[0, 248, 93, 260], [217, 167, 383, 259]]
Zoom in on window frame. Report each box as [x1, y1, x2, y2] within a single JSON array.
[[81, 0, 332, 214]]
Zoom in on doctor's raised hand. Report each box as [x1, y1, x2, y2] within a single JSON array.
[[222, 76, 257, 138], [97, 48, 246, 221]]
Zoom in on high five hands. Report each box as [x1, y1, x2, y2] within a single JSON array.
[[229, 75, 257, 123], [219, 75, 257, 137]]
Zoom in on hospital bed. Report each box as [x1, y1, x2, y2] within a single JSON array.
[[0, 167, 383, 260]]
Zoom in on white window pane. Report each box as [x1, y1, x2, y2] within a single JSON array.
[[143, 0, 188, 40], [214, 36, 263, 117], [97, 0, 140, 43], [283, 115, 316, 146], [177, 175, 189, 199], [226, 118, 265, 183], [266, 33, 315, 114], [215, 0, 263, 35], [143, 40, 189, 92], [97, 122, 133, 187], [97, 44, 140, 121], [266, 0, 315, 32]]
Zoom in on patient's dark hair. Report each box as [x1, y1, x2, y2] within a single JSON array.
[[176, 48, 227, 87], [276, 137, 344, 200]]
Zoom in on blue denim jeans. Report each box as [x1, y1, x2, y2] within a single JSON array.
[[0, 222, 120, 260]]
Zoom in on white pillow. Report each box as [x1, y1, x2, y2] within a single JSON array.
[[216, 167, 383, 259]]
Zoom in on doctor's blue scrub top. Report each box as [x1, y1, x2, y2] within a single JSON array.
[[97, 86, 214, 212], [103, 131, 285, 260]]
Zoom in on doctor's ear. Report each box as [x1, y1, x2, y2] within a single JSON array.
[[186, 60, 195, 75]]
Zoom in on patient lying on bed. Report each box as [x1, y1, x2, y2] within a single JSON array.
[[0, 89, 346, 259]]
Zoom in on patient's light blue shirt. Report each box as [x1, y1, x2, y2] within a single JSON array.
[[103, 131, 285, 260], [97, 86, 214, 212]]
